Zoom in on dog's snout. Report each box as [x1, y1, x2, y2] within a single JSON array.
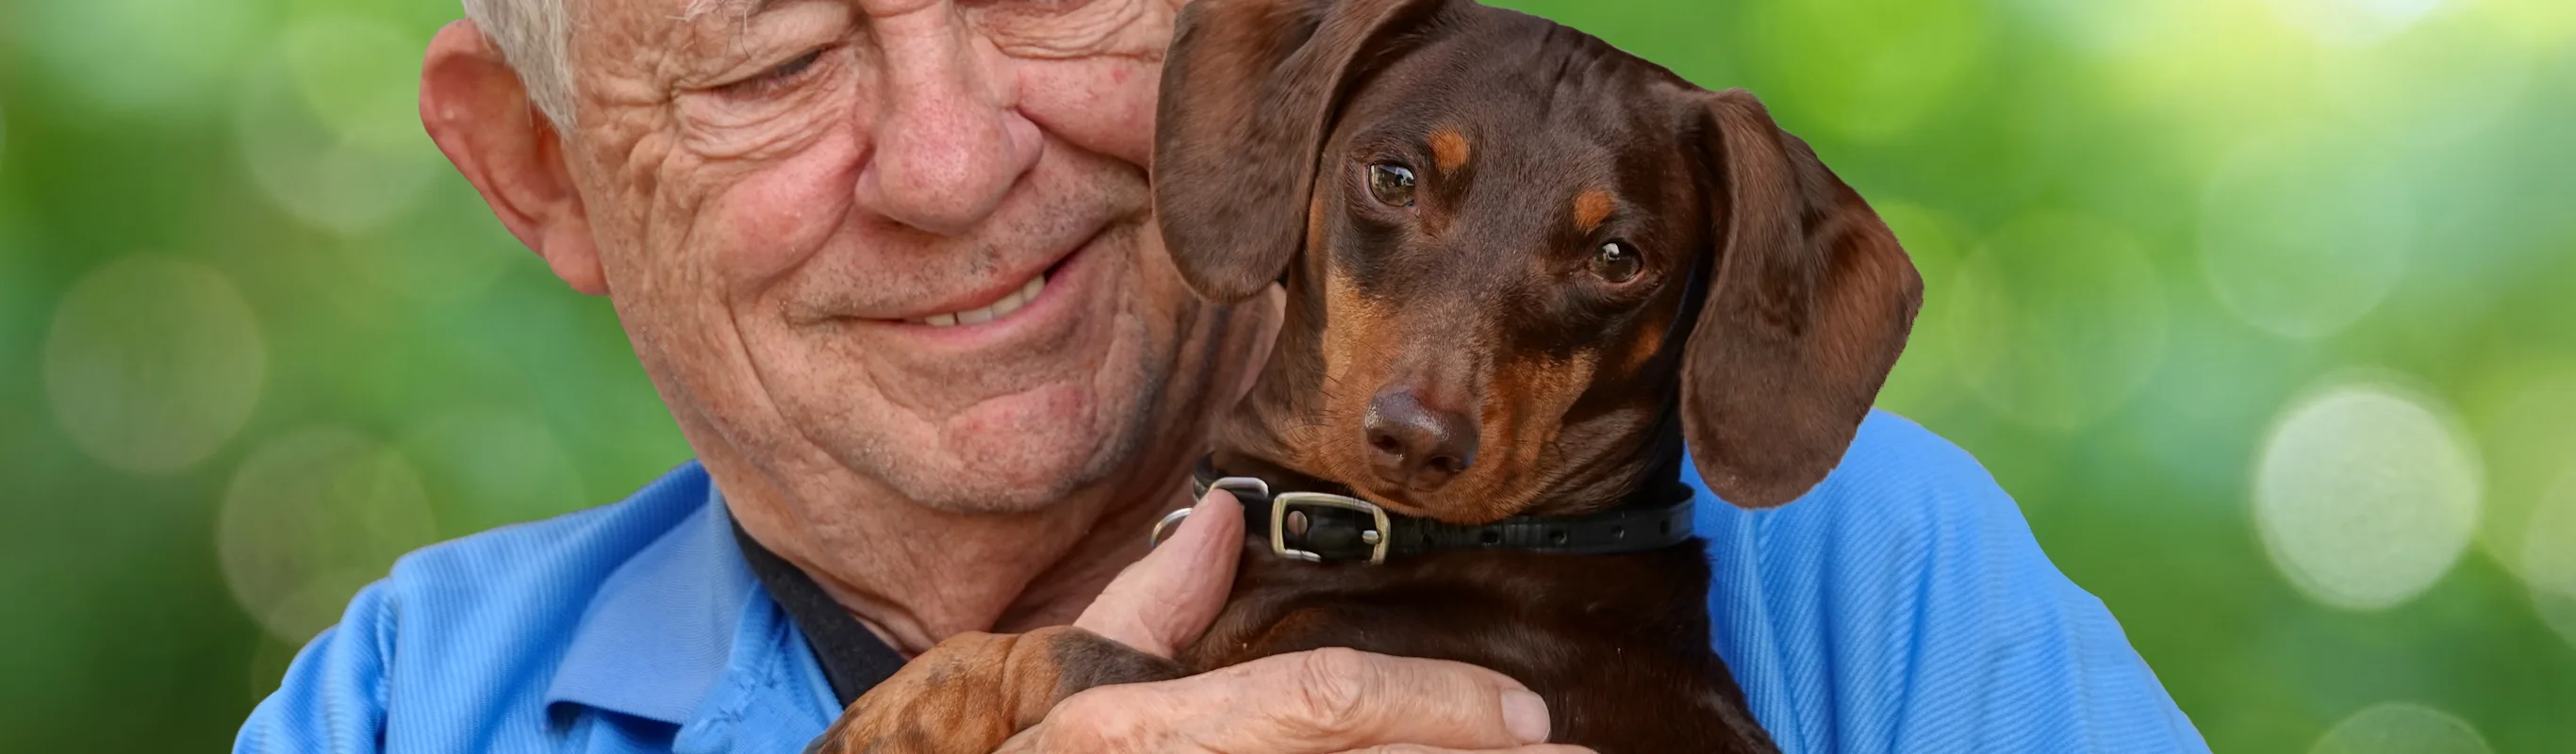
[[1362, 388, 1478, 491]]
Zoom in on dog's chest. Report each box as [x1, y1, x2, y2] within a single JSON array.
[[1179, 541, 1779, 753]]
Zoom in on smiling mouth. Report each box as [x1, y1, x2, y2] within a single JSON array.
[[901, 256, 1070, 327]]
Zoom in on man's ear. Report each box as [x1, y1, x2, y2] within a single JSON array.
[[1680, 89, 1923, 508], [1150, 0, 1449, 302], [420, 20, 605, 296]]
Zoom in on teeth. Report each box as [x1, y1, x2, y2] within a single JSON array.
[[913, 272, 1048, 327]]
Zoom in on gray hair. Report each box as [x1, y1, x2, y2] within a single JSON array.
[[460, 0, 579, 128], [461, 0, 763, 130]]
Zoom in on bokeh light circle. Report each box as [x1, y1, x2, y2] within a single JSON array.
[[43, 256, 267, 473], [2462, 358, 2576, 583], [2198, 131, 2414, 340], [2254, 378, 2482, 611], [401, 411, 589, 536], [2264, 0, 2455, 46], [11, 0, 263, 112], [2309, 701, 2490, 754], [236, 13, 439, 235], [1741, 0, 1988, 141], [2524, 475, 2576, 654], [218, 428, 439, 643], [1948, 214, 2170, 433]]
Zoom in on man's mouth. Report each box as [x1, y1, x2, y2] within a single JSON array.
[[905, 271, 1049, 327], [889, 238, 1090, 329]]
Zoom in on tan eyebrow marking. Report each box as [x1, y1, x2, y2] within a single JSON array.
[[1428, 128, 1471, 172], [1574, 188, 1614, 233]]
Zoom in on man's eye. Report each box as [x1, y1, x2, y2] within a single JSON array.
[[718, 48, 829, 97]]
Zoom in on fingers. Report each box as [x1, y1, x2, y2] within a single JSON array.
[[1074, 488, 1246, 657], [1020, 647, 1554, 753], [1192, 648, 1553, 751]]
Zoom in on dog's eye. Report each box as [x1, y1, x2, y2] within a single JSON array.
[[1367, 163, 1416, 206], [1590, 241, 1642, 284]]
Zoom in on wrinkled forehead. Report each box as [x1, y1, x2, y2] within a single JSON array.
[[619, 0, 819, 28], [578, 0, 759, 41], [570, 0, 841, 67]]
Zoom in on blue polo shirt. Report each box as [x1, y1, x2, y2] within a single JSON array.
[[235, 410, 2207, 753]]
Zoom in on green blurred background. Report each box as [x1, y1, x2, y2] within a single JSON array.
[[2, 0, 2570, 750]]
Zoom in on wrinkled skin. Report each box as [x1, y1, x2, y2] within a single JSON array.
[[420, 0, 1573, 751], [430, 0, 1262, 651]]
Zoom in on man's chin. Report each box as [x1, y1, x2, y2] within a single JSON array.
[[870, 444, 1121, 516], [828, 388, 1154, 516]]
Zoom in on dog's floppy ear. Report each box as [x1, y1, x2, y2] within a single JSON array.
[[1681, 90, 1923, 508], [1152, 0, 1448, 302]]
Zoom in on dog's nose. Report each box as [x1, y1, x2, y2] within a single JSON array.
[[1362, 389, 1478, 490]]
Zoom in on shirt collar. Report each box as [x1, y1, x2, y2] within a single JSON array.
[[544, 471, 759, 725]]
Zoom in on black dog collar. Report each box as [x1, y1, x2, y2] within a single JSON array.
[[1173, 455, 1696, 565]]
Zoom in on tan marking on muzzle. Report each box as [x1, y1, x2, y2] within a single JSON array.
[[1616, 305, 1676, 377], [1450, 349, 1602, 520], [1319, 269, 1405, 479]]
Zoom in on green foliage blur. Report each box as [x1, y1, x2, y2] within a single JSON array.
[[2, 0, 2570, 750]]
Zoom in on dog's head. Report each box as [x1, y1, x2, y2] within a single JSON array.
[[1156, 0, 1922, 521]]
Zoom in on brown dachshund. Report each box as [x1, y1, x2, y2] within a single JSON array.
[[817, 0, 1922, 750]]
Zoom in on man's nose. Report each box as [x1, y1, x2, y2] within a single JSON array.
[[856, 6, 1043, 236], [1362, 387, 1479, 492]]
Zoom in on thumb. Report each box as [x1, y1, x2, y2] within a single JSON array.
[[1075, 488, 1246, 657]]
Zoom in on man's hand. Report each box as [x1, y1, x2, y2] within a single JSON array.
[[814, 488, 1581, 754], [997, 647, 1578, 753], [1006, 489, 1587, 754]]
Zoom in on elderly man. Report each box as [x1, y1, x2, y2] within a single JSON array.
[[239, 0, 2206, 752]]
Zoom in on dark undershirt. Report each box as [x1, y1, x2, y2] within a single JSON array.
[[729, 516, 906, 708]]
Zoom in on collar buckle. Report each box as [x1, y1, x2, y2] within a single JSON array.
[[1271, 492, 1392, 565], [1156, 476, 1275, 549]]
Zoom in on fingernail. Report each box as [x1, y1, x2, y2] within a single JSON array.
[[1500, 689, 1550, 744]]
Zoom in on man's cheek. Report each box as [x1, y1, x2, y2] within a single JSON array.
[[701, 145, 864, 286], [1018, 57, 1163, 170], [979, 0, 1169, 59]]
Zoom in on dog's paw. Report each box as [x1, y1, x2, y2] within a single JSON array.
[[812, 626, 1182, 754]]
